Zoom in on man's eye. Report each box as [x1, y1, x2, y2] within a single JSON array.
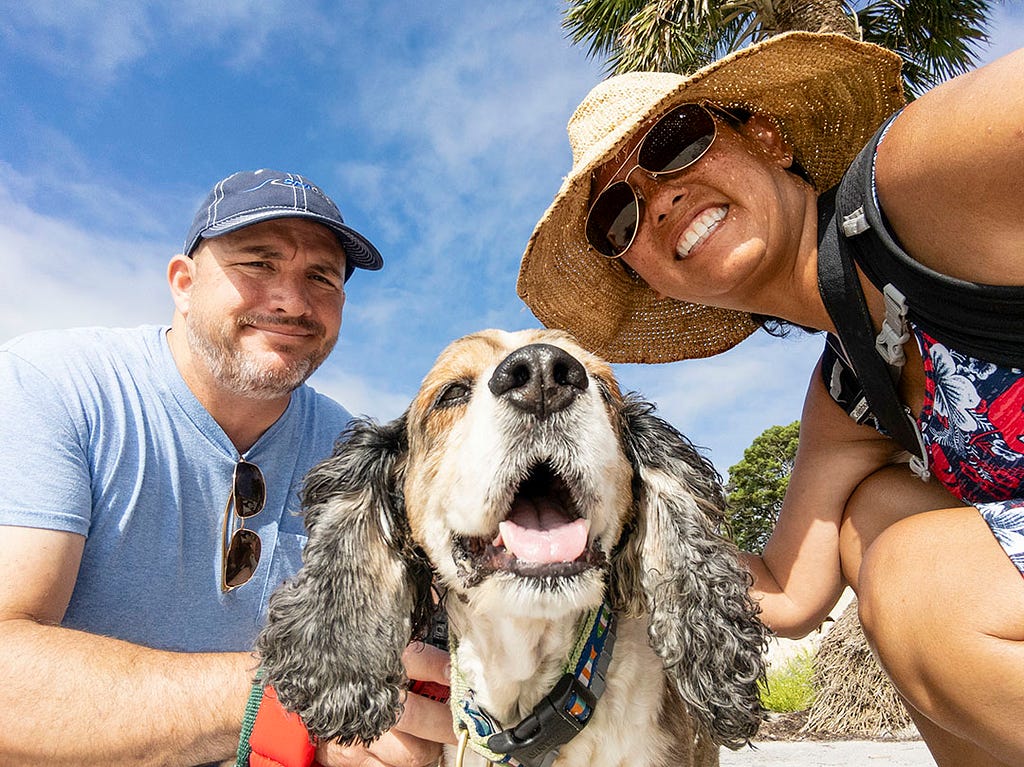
[[311, 274, 340, 288], [433, 382, 472, 409]]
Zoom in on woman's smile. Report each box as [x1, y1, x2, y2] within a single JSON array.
[[675, 205, 728, 259]]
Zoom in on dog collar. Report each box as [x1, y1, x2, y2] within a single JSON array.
[[448, 599, 617, 767]]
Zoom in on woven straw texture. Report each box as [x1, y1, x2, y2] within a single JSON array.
[[517, 31, 904, 363]]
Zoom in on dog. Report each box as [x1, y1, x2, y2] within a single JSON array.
[[257, 329, 767, 767]]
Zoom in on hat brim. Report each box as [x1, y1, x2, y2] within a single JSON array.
[[193, 208, 383, 278], [517, 31, 904, 363]]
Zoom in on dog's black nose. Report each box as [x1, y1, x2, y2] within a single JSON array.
[[488, 343, 589, 418]]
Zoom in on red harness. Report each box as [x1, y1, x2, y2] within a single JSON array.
[[249, 685, 320, 767]]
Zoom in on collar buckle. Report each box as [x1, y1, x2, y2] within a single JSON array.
[[486, 673, 596, 767]]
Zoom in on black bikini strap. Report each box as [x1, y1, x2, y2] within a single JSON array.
[[837, 113, 1024, 367]]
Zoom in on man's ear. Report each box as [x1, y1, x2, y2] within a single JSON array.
[[167, 253, 196, 315], [742, 113, 795, 169]]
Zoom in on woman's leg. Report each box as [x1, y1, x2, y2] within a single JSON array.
[[838, 464, 961, 590], [844, 470, 1024, 766]]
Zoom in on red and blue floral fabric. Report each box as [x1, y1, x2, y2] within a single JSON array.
[[916, 328, 1024, 575]]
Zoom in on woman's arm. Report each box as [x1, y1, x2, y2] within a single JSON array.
[[742, 361, 901, 638]]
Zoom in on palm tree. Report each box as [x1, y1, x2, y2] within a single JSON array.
[[563, 0, 1000, 96]]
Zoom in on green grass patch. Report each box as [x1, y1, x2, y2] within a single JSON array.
[[760, 649, 816, 712]]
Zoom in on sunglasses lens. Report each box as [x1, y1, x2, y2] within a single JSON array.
[[586, 181, 640, 258], [233, 460, 266, 519], [224, 528, 262, 589], [638, 104, 716, 174], [586, 105, 718, 258]]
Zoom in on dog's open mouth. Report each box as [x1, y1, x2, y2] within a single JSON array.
[[456, 462, 603, 579]]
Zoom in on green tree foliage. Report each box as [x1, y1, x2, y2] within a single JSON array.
[[725, 420, 800, 553], [562, 0, 999, 97]]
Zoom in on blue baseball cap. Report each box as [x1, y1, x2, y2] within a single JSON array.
[[183, 169, 383, 281]]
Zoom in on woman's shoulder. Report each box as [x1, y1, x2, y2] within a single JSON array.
[[873, 48, 1024, 284]]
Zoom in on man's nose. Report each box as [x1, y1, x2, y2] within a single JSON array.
[[268, 273, 314, 315]]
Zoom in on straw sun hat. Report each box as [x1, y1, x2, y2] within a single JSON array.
[[517, 31, 904, 363]]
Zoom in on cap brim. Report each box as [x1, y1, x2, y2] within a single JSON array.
[[191, 209, 384, 276]]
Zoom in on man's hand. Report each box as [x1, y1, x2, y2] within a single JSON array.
[[316, 641, 455, 767]]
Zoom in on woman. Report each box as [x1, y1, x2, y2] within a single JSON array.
[[518, 31, 1024, 766]]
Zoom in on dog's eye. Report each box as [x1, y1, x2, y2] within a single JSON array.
[[433, 382, 472, 409]]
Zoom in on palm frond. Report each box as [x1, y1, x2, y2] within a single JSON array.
[[563, 0, 1000, 93], [562, 0, 653, 62], [611, 0, 725, 72], [856, 0, 993, 95]]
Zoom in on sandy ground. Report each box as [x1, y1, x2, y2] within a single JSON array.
[[719, 739, 934, 766]]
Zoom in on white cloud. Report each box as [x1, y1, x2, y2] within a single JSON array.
[[0, 0, 334, 84], [259, 6, 607, 400], [982, 4, 1024, 63], [0, 0, 151, 84], [306, 363, 413, 425], [614, 333, 823, 475], [0, 172, 172, 343]]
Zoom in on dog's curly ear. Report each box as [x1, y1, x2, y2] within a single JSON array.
[[611, 395, 768, 749], [255, 414, 433, 745]]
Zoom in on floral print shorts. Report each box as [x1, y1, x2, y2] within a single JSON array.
[[917, 328, 1024, 575]]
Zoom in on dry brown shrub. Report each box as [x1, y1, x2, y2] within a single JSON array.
[[804, 599, 915, 739]]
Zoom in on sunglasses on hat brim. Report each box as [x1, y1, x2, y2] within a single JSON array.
[[585, 103, 733, 259]]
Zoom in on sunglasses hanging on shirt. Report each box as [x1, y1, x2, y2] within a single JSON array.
[[221, 459, 266, 592]]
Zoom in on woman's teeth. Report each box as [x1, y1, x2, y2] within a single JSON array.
[[676, 206, 727, 258]]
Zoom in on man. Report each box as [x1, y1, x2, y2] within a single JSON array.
[[0, 170, 452, 767]]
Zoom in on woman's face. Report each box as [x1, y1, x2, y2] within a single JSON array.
[[592, 109, 806, 313]]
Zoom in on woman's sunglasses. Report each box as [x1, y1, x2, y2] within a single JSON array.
[[221, 459, 266, 592], [585, 103, 726, 259]]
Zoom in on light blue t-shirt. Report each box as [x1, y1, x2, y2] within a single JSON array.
[[0, 325, 352, 652]]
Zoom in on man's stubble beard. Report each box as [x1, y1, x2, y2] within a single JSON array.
[[185, 309, 336, 401]]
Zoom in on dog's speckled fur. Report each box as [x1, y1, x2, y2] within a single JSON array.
[[257, 329, 767, 766]]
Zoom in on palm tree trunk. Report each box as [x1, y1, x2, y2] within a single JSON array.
[[767, 0, 859, 38]]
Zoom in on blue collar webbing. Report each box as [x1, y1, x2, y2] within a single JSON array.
[[449, 599, 617, 767]]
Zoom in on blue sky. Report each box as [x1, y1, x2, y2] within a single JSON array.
[[2, 2, 1022, 477]]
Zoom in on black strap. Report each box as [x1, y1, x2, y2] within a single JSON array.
[[820, 334, 878, 431], [817, 186, 929, 476], [838, 114, 1024, 368], [485, 674, 595, 767]]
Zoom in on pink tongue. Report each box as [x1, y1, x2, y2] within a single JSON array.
[[495, 498, 589, 564]]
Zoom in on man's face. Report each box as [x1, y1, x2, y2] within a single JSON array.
[[184, 218, 347, 399]]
